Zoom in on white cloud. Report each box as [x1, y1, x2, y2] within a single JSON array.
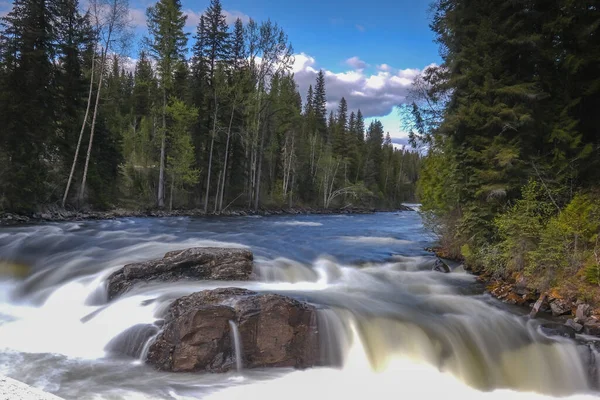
[[127, 7, 250, 30], [293, 53, 432, 140], [129, 8, 146, 27], [184, 9, 250, 29], [345, 56, 367, 70], [223, 9, 250, 25], [356, 24, 365, 32], [292, 53, 317, 74]]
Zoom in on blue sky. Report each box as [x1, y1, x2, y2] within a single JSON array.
[[0, 0, 441, 145]]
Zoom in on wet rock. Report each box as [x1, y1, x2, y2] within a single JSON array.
[[584, 320, 600, 336], [549, 298, 571, 317], [577, 304, 591, 321], [565, 319, 584, 333], [146, 288, 319, 373], [107, 248, 253, 300], [105, 324, 159, 358], [540, 323, 576, 339], [433, 258, 450, 273]]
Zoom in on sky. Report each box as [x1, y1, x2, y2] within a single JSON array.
[[0, 0, 441, 146]]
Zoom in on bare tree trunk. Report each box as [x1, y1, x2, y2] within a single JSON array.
[[248, 143, 255, 208], [157, 87, 167, 208], [169, 172, 174, 211], [62, 50, 96, 208], [254, 127, 265, 212], [79, 45, 109, 203], [289, 171, 295, 208], [204, 105, 217, 213], [214, 169, 221, 213], [219, 104, 235, 212]]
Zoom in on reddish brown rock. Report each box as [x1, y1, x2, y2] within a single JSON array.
[[146, 288, 319, 373], [107, 248, 253, 300]]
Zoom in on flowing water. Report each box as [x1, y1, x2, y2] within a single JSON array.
[[0, 211, 598, 399]]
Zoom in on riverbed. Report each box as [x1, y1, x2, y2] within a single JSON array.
[[0, 211, 598, 399]]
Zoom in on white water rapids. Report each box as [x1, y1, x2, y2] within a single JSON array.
[[0, 213, 598, 399]]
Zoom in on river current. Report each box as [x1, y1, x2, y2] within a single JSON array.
[[0, 210, 598, 399]]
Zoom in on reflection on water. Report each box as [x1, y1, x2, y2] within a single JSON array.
[[0, 212, 597, 399]]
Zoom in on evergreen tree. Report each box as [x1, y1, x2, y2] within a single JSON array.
[[333, 97, 348, 158], [146, 0, 188, 208], [0, 0, 58, 210], [201, 0, 230, 83], [313, 70, 328, 141]]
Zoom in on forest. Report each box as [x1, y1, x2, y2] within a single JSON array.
[[0, 0, 420, 214], [410, 1, 600, 299]]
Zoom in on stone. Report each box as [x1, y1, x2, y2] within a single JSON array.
[[549, 298, 571, 317], [584, 320, 600, 336], [146, 288, 319, 373], [577, 304, 591, 321], [565, 319, 584, 333], [106, 248, 253, 300], [432, 258, 450, 273], [540, 323, 576, 339]]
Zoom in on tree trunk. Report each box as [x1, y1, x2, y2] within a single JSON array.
[[254, 127, 265, 212], [157, 87, 167, 208], [79, 45, 109, 204], [204, 105, 217, 213], [214, 169, 221, 213], [169, 172, 174, 211], [63, 50, 96, 208], [219, 103, 235, 211]]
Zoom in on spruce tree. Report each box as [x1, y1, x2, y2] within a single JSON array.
[[0, 0, 57, 210], [146, 0, 188, 208], [313, 70, 328, 141], [333, 97, 348, 158]]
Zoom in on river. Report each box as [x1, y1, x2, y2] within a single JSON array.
[[0, 211, 598, 399]]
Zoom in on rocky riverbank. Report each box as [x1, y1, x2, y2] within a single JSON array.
[[0, 204, 414, 226], [429, 247, 600, 338]]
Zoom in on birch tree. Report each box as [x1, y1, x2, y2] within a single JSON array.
[[77, 0, 130, 204]]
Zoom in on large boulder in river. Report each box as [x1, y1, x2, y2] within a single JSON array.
[[146, 288, 319, 373], [107, 248, 253, 300]]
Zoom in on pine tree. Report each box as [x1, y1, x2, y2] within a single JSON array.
[[333, 97, 348, 158], [231, 17, 245, 69], [201, 0, 230, 83], [0, 0, 58, 210], [146, 0, 188, 208], [364, 120, 384, 191], [313, 70, 328, 142]]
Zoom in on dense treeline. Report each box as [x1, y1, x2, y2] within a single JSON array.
[[410, 1, 600, 295], [0, 0, 420, 213]]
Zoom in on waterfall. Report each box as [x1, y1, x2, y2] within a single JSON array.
[[229, 320, 243, 372]]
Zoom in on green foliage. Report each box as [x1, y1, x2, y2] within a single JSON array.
[[0, 0, 421, 214], [166, 99, 200, 187], [412, 0, 600, 295], [491, 180, 557, 274], [528, 194, 600, 285]]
